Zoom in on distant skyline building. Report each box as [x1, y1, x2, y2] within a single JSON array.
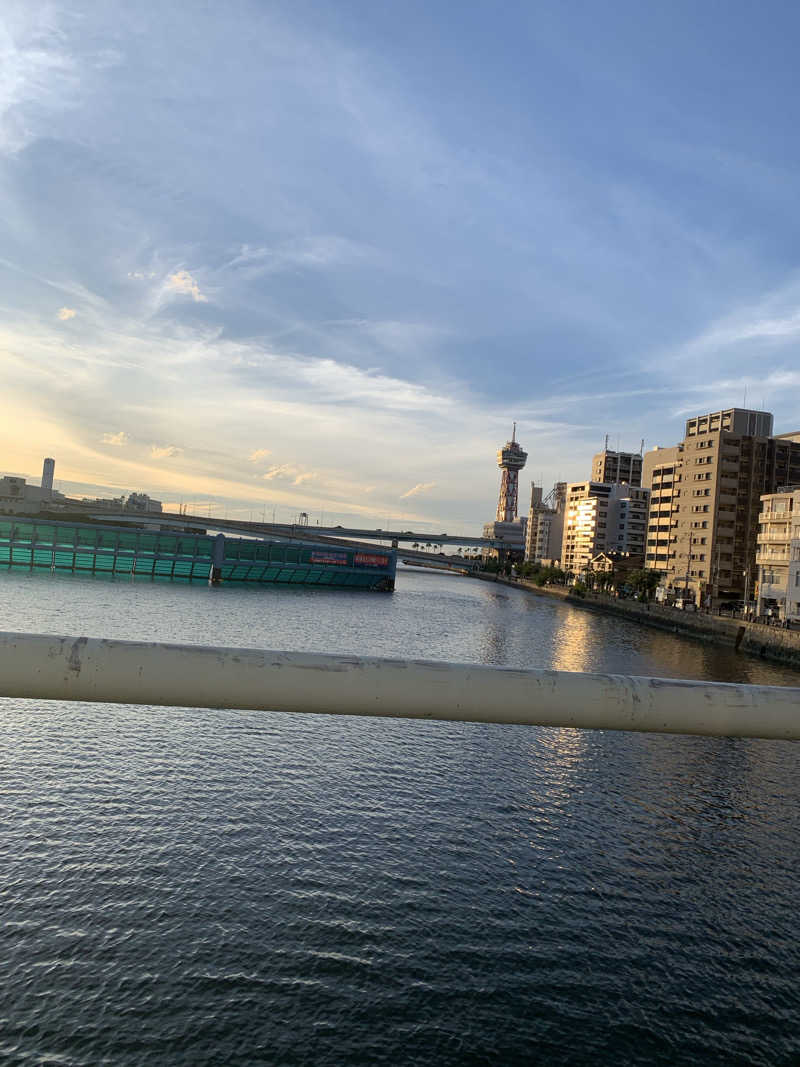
[[0, 457, 65, 514], [496, 423, 527, 522], [482, 517, 527, 558], [124, 492, 163, 514], [591, 447, 642, 487], [41, 457, 55, 497]]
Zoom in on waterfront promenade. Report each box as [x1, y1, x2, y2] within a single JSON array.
[[481, 573, 800, 671]]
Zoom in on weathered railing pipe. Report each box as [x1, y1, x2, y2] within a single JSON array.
[[0, 631, 798, 740]]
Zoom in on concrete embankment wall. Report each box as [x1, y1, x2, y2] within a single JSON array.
[[474, 573, 800, 670]]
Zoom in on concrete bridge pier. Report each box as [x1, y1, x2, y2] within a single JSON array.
[[209, 533, 225, 585]]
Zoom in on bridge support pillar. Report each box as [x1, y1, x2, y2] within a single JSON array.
[[209, 533, 225, 585]]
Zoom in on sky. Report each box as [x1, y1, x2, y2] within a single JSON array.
[[2, 0, 800, 533]]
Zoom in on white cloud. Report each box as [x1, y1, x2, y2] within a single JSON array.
[[0, 6, 122, 156], [401, 482, 437, 499], [260, 464, 315, 486], [0, 10, 76, 154], [101, 431, 129, 446], [248, 448, 272, 462], [57, 306, 76, 320], [150, 444, 183, 459], [294, 357, 452, 412], [693, 311, 800, 353], [166, 270, 207, 303], [262, 464, 292, 481]]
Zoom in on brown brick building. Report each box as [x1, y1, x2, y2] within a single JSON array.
[[642, 409, 800, 607]]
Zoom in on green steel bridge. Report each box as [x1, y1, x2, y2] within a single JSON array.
[[0, 517, 396, 591]]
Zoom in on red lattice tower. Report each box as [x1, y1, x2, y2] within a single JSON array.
[[496, 423, 528, 522]]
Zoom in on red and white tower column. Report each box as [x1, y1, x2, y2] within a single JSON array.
[[496, 423, 528, 522]]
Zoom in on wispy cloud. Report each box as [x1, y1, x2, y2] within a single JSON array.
[[262, 465, 293, 481], [260, 464, 316, 486], [664, 276, 800, 368], [166, 270, 207, 303], [0, 9, 77, 155], [57, 307, 76, 320], [150, 444, 183, 459], [0, 5, 122, 157], [101, 431, 129, 446], [691, 310, 800, 354], [290, 357, 453, 413], [221, 236, 374, 279], [248, 448, 271, 462], [401, 482, 436, 499]]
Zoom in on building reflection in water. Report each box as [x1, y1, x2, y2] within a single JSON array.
[[476, 590, 514, 665]]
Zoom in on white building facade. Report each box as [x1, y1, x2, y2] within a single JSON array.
[[756, 488, 800, 622], [524, 482, 565, 564], [561, 482, 650, 577]]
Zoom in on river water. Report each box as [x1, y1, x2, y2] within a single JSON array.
[[1, 567, 798, 1065]]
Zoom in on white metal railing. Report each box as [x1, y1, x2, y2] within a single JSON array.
[[0, 631, 799, 741]]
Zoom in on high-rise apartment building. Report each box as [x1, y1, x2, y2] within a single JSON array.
[[756, 488, 800, 622], [591, 449, 642, 487], [612, 487, 650, 555], [641, 445, 683, 570], [561, 482, 649, 575], [643, 408, 800, 605]]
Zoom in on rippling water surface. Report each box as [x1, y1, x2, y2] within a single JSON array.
[[1, 568, 799, 1065]]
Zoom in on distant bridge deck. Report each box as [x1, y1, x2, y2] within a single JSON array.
[[76, 509, 506, 549], [66, 505, 504, 568]]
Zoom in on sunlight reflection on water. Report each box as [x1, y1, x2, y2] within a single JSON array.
[[1, 568, 799, 1065]]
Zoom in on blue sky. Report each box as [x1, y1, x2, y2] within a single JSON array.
[[2, 1, 800, 532]]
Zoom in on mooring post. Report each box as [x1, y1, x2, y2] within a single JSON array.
[[209, 533, 225, 585]]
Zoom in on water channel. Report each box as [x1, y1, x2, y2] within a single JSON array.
[[1, 567, 798, 1064]]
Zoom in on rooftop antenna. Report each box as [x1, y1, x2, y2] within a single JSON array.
[[604, 433, 609, 451], [640, 438, 644, 456], [512, 420, 517, 443]]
